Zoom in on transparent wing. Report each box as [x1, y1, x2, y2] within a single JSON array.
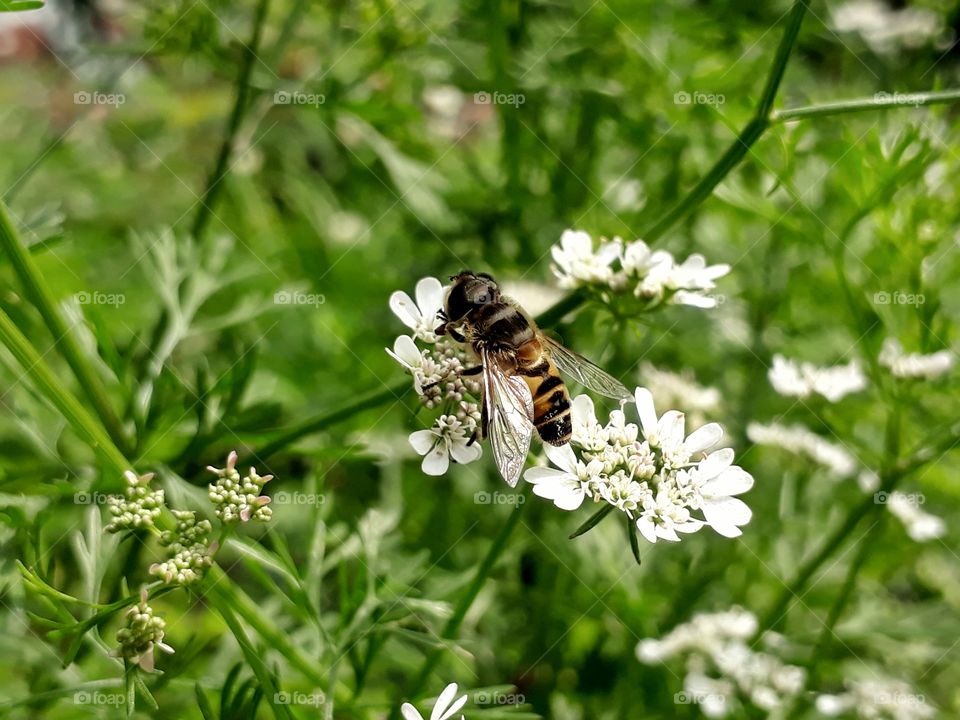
[[541, 335, 632, 400], [481, 347, 534, 487]]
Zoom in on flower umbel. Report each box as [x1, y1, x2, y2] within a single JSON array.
[[105, 471, 165, 533], [113, 589, 174, 672], [207, 451, 273, 523], [149, 510, 216, 585], [525, 388, 754, 543]]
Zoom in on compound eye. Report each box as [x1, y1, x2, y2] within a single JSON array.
[[475, 293, 489, 304]]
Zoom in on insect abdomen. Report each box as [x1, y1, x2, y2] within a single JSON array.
[[523, 358, 572, 446]]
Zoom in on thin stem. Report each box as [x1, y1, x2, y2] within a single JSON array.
[[390, 501, 526, 718], [0, 199, 130, 454], [191, 0, 272, 241], [0, 306, 131, 481], [773, 88, 960, 122]]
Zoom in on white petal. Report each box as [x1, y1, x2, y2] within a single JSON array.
[[674, 520, 705, 534], [552, 487, 586, 511], [636, 517, 658, 543], [702, 467, 754, 497], [389, 335, 422, 367], [655, 524, 681, 542], [401, 704, 425, 720], [657, 410, 686, 449], [421, 444, 450, 476], [449, 440, 482, 465], [684, 422, 723, 454], [431, 683, 462, 720], [390, 290, 421, 329], [703, 497, 752, 535], [634, 387, 658, 437], [543, 442, 579, 474], [672, 291, 716, 308], [524, 467, 572, 484], [415, 277, 445, 320], [697, 448, 735, 480], [570, 394, 598, 427], [409, 430, 437, 456]]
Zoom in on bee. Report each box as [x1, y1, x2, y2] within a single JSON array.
[[435, 270, 631, 487]]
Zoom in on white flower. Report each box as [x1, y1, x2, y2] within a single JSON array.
[[832, 0, 942, 55], [747, 422, 857, 478], [400, 683, 468, 720], [634, 387, 723, 467], [525, 443, 602, 510], [390, 276, 445, 342], [768, 354, 868, 402], [887, 491, 947, 543], [409, 415, 482, 475], [692, 448, 754, 538], [879, 338, 955, 380], [386, 335, 428, 393], [816, 678, 935, 719], [551, 229, 621, 289]]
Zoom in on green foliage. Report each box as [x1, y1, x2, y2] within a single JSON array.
[[0, 0, 959, 718]]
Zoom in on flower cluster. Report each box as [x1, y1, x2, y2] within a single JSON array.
[[767, 354, 868, 402], [113, 589, 174, 672], [886, 492, 946, 543], [387, 277, 484, 475], [637, 607, 806, 717], [879, 338, 955, 380], [816, 677, 936, 719], [105, 471, 165, 533], [747, 421, 857, 478], [149, 510, 215, 585], [207, 451, 273, 523], [550, 229, 730, 309], [525, 389, 754, 543]]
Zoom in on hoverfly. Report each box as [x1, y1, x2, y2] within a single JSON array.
[[435, 270, 632, 486]]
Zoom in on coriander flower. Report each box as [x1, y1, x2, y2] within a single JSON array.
[[105, 471, 165, 533], [637, 608, 806, 717], [113, 589, 174, 672], [550, 229, 620, 289], [389, 276, 445, 342], [401, 682, 468, 720], [747, 421, 857, 478], [409, 414, 482, 475], [524, 387, 754, 544], [816, 677, 935, 719], [886, 491, 946, 543], [207, 451, 273, 523], [879, 338, 955, 380], [768, 354, 868, 402], [150, 510, 215, 585]]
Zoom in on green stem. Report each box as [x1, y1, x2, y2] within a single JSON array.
[[0, 199, 130, 454], [0, 306, 131, 481], [773, 88, 960, 122], [191, 0, 272, 241], [391, 501, 526, 718], [643, 0, 808, 242]]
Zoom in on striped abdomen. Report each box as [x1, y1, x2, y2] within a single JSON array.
[[467, 303, 572, 446]]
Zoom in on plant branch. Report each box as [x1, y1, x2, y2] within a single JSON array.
[[773, 88, 960, 122], [0, 199, 130, 454]]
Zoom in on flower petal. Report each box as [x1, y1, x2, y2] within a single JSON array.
[[657, 410, 686, 449], [449, 440, 482, 465], [684, 422, 723, 454], [655, 524, 681, 542], [389, 335, 422, 367], [697, 448, 735, 479], [524, 467, 571, 484], [634, 387, 658, 439], [390, 290, 421, 329], [401, 704, 425, 720], [702, 467, 754, 497], [431, 683, 461, 720], [636, 517, 658, 544], [415, 277, 445, 321], [543, 442, 579, 474], [703, 497, 752, 536], [409, 430, 436, 456], [421, 443, 450, 476]]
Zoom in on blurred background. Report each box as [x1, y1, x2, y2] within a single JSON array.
[[0, 0, 959, 717]]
